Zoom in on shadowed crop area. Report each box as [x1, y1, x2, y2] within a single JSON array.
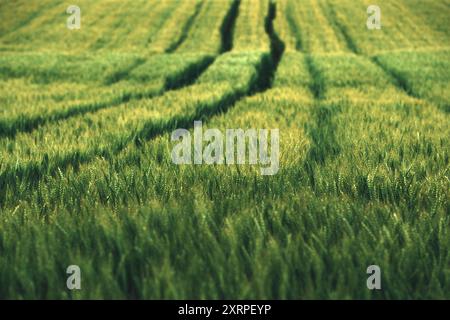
[[0, 0, 448, 299]]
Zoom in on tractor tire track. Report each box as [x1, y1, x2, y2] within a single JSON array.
[[0, 0, 244, 195], [220, 0, 241, 53], [166, 0, 205, 53], [281, 1, 342, 173], [145, 1, 182, 47], [0, 0, 242, 138], [283, 1, 325, 99], [0, 0, 284, 195], [137, 0, 285, 142], [0, 56, 215, 138], [320, 0, 423, 100], [104, 58, 147, 85], [262, 1, 286, 90], [139, 0, 286, 141], [285, 0, 304, 51]]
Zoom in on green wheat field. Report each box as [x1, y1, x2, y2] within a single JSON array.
[[0, 0, 449, 299]]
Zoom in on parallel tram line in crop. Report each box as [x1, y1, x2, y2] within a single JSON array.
[[232, 0, 270, 52], [284, 0, 303, 51], [270, 1, 447, 205], [0, 0, 289, 203], [310, 1, 448, 112], [91, 1, 177, 52], [176, 0, 236, 54], [1, 0, 288, 209], [0, 0, 177, 53], [0, 0, 247, 191], [109, 0, 173, 52], [89, 1, 144, 50], [165, 0, 205, 53], [275, 1, 449, 206], [219, 0, 241, 53], [319, 0, 443, 105], [0, 2, 242, 138], [0, 54, 215, 137]]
